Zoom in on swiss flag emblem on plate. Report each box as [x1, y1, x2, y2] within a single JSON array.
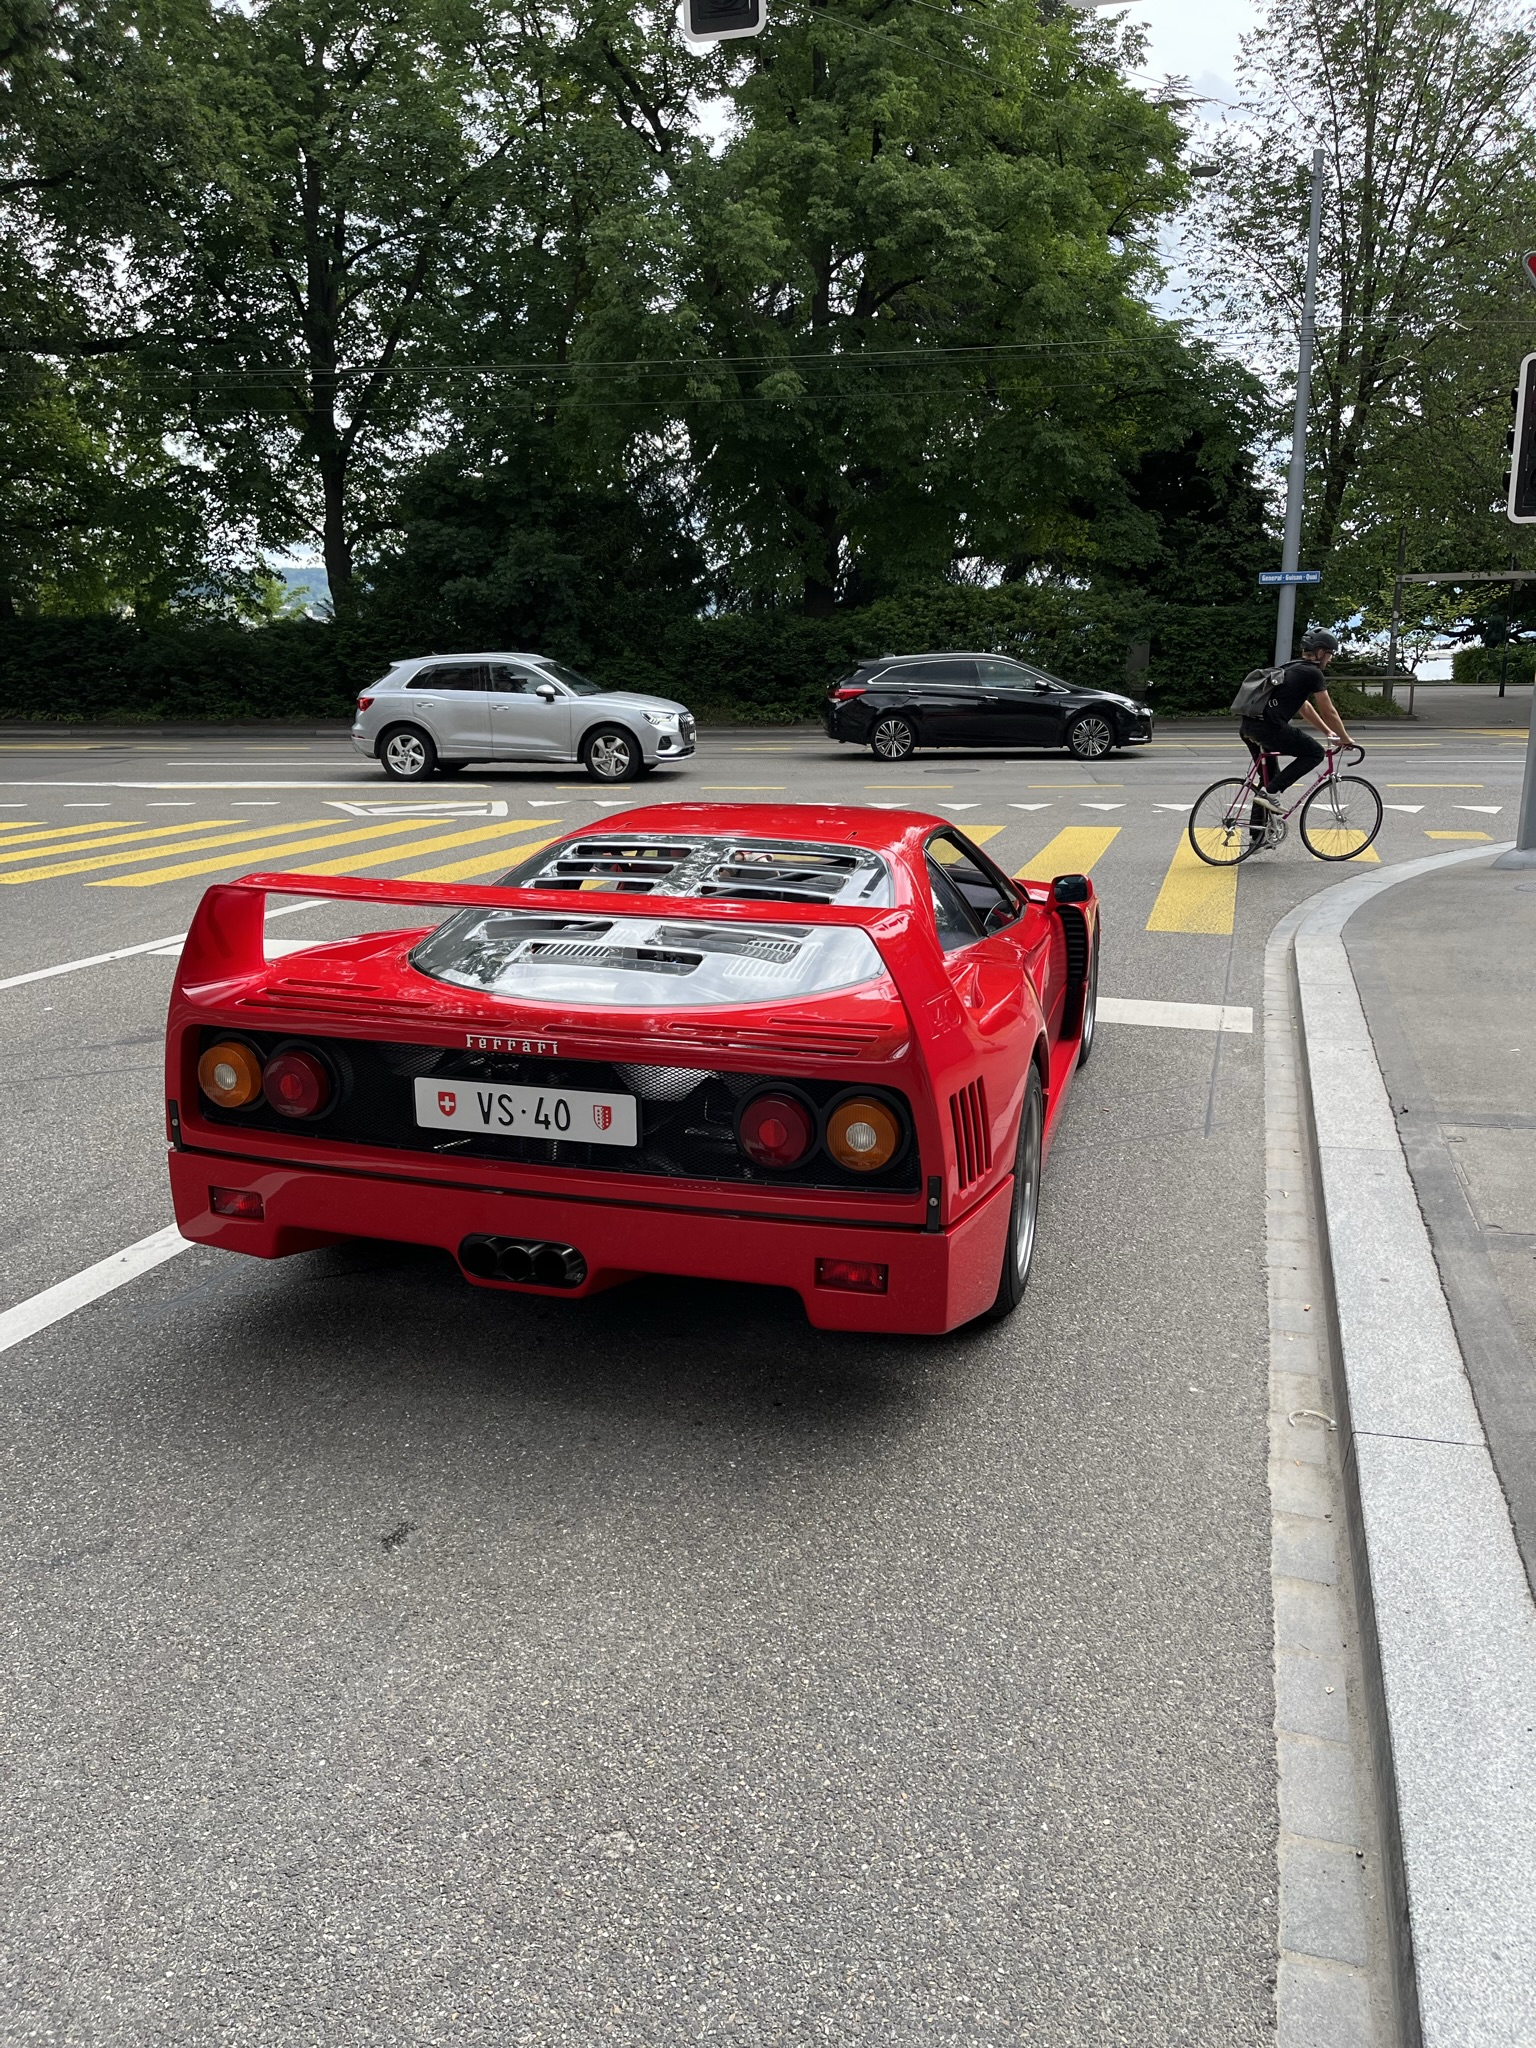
[[438, 1090, 458, 1117]]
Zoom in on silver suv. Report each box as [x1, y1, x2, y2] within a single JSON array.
[[352, 653, 696, 783]]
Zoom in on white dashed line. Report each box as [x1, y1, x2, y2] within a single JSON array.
[[0, 1225, 193, 1357], [1099, 997, 1253, 1034]]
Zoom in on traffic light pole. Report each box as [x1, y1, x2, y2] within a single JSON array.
[[1274, 149, 1326, 669]]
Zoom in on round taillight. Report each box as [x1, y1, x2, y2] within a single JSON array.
[[198, 1040, 264, 1110], [262, 1048, 331, 1119], [737, 1090, 816, 1169], [824, 1094, 903, 1173]]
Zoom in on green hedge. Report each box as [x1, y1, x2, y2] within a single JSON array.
[[0, 587, 1275, 726], [1451, 645, 1536, 688]]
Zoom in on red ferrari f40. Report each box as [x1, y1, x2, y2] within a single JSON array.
[[165, 806, 1100, 1335]]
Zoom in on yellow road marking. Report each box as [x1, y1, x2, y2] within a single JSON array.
[[697, 785, 787, 790], [403, 837, 559, 883], [0, 819, 301, 883], [1015, 826, 1121, 881], [1302, 830, 1381, 863], [1425, 829, 1491, 840], [87, 817, 451, 888], [959, 824, 1006, 845], [1146, 831, 1239, 934], [0, 819, 182, 858], [288, 818, 549, 876]]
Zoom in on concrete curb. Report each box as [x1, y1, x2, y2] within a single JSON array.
[[1289, 845, 1536, 2046]]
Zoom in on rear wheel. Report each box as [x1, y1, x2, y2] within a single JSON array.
[[869, 714, 917, 761], [1075, 923, 1100, 1067], [982, 1064, 1044, 1321], [1299, 775, 1383, 861], [379, 725, 437, 781], [1187, 779, 1265, 865], [582, 725, 642, 782], [1066, 713, 1115, 760]]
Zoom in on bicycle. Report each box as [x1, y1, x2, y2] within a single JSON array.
[[1186, 741, 1382, 867]]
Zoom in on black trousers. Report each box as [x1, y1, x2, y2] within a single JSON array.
[[1240, 716, 1325, 795]]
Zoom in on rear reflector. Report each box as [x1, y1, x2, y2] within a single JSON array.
[[815, 1257, 888, 1295], [211, 1187, 264, 1219]]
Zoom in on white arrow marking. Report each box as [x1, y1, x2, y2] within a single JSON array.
[[527, 800, 567, 807], [1154, 802, 1194, 811], [1384, 804, 1424, 814], [1082, 802, 1124, 811], [940, 803, 979, 810], [1458, 804, 1503, 814], [326, 798, 509, 819], [1009, 802, 1053, 811]]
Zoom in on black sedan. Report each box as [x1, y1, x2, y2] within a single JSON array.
[[823, 653, 1154, 761]]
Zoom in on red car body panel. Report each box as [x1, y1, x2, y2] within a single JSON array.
[[163, 804, 1099, 1334]]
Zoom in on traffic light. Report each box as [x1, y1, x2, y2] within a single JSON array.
[[1508, 352, 1536, 524], [679, 0, 765, 43]]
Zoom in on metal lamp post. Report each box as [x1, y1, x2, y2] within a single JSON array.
[[1274, 148, 1327, 668]]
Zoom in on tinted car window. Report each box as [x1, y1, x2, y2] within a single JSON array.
[[928, 831, 1017, 927], [975, 658, 1039, 688], [410, 664, 485, 692], [877, 660, 978, 688], [927, 859, 983, 950], [538, 660, 608, 697], [486, 665, 547, 695]]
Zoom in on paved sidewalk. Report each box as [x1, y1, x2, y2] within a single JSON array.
[[1344, 856, 1536, 1587]]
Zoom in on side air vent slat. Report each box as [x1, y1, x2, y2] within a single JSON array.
[[948, 1078, 991, 1190]]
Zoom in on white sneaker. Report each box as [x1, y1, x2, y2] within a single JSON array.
[[1250, 789, 1282, 813]]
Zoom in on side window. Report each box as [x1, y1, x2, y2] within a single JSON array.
[[903, 660, 978, 688], [975, 658, 1029, 688], [928, 831, 1019, 931], [410, 664, 486, 692], [927, 858, 982, 951], [486, 665, 548, 696]]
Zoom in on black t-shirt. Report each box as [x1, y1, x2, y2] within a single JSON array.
[[1265, 657, 1330, 724]]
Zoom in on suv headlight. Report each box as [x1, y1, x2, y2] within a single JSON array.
[[643, 711, 680, 729]]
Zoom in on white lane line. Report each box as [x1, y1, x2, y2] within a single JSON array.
[[0, 1224, 192, 1358], [0, 901, 316, 993], [1099, 996, 1253, 1034], [1384, 804, 1424, 813], [1010, 802, 1053, 810], [1082, 802, 1124, 811], [1154, 802, 1194, 812], [0, 780, 476, 792], [150, 935, 318, 962], [1458, 805, 1503, 814]]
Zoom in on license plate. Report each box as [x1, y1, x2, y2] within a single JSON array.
[[414, 1076, 638, 1146]]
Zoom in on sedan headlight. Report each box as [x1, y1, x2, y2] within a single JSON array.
[[642, 710, 681, 729]]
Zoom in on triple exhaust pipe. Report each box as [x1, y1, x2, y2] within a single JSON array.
[[459, 1234, 588, 1289]]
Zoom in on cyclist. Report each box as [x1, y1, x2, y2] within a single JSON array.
[[1245, 628, 1356, 831]]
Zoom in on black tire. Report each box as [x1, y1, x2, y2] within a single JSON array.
[[379, 725, 437, 781], [582, 725, 642, 782], [1187, 778, 1265, 865], [982, 1064, 1044, 1322], [869, 714, 917, 761], [1074, 922, 1100, 1067], [1065, 712, 1116, 761], [435, 759, 469, 777], [1299, 774, 1383, 861]]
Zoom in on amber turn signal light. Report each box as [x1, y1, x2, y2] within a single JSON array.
[[823, 1095, 902, 1172], [198, 1040, 264, 1109]]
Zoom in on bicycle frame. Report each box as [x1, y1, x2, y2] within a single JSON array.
[[1235, 737, 1360, 823]]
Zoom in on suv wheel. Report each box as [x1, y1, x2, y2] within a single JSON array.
[[869, 714, 917, 761], [379, 725, 437, 780], [1065, 713, 1114, 761], [583, 725, 641, 782]]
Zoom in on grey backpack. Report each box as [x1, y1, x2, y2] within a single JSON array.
[[1230, 665, 1284, 718]]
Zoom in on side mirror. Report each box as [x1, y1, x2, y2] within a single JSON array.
[[1052, 873, 1090, 905], [535, 683, 559, 702]]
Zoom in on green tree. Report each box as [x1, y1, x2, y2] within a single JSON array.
[[1193, 0, 1536, 633]]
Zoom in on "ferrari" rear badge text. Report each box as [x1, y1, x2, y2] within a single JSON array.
[[464, 1033, 560, 1055]]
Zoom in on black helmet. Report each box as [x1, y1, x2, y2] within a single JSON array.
[[1300, 628, 1338, 654]]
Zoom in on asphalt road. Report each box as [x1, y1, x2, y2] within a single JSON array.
[[1, 704, 1528, 2044]]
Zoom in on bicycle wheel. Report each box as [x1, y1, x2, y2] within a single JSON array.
[[1187, 779, 1267, 866], [1299, 775, 1383, 861]]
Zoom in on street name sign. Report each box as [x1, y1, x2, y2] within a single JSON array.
[[1258, 569, 1322, 586]]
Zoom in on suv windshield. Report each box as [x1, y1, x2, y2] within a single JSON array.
[[538, 660, 607, 696]]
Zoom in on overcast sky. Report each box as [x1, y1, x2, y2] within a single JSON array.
[[1112, 0, 1259, 114]]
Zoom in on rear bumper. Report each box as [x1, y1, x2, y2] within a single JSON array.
[[168, 1148, 1011, 1334]]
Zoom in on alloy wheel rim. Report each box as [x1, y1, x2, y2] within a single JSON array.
[[873, 720, 911, 759], [1073, 717, 1111, 758], [387, 734, 425, 774], [591, 734, 631, 777], [1081, 940, 1098, 1055], [1016, 1096, 1041, 1281]]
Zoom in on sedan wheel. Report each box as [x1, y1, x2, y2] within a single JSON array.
[[380, 726, 437, 781], [1066, 713, 1114, 761], [869, 715, 917, 761], [583, 725, 641, 782], [981, 1064, 1044, 1321]]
